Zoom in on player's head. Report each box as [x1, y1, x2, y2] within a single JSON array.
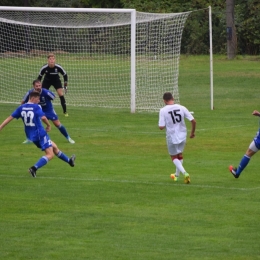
[[29, 91, 40, 103], [47, 53, 56, 68], [32, 79, 42, 93], [163, 92, 174, 102]]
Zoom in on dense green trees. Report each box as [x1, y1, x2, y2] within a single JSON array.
[[0, 0, 259, 55], [235, 0, 260, 54]]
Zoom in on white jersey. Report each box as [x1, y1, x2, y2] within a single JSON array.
[[158, 104, 194, 144]]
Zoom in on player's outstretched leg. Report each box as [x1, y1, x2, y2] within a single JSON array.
[[22, 139, 33, 144], [172, 158, 190, 184], [184, 172, 190, 184], [67, 137, 75, 144], [59, 96, 68, 116], [28, 156, 49, 177], [69, 155, 76, 167], [52, 140, 76, 166], [56, 124, 75, 144], [55, 150, 76, 167], [28, 166, 37, 177], [229, 165, 239, 178], [170, 173, 178, 181]]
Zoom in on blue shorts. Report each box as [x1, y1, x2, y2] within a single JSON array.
[[33, 134, 52, 151], [44, 109, 59, 121]]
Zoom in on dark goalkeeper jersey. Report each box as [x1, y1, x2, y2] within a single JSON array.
[[38, 64, 68, 82]]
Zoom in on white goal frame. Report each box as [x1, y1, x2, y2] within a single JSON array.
[[0, 6, 213, 111]]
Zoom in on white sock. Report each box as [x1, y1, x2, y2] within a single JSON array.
[[173, 159, 186, 175], [175, 159, 183, 176]]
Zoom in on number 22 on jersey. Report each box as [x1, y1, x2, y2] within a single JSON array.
[[21, 111, 35, 126]]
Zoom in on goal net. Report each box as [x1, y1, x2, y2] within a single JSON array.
[[0, 7, 191, 112]]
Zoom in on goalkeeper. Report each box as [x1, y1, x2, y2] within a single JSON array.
[[38, 53, 69, 116]]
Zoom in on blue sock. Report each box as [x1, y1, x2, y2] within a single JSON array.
[[236, 155, 250, 175], [35, 156, 49, 169], [57, 124, 69, 139], [56, 150, 69, 163]]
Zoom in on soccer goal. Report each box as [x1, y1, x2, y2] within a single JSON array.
[[0, 7, 192, 112]]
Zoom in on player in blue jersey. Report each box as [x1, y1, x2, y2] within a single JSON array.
[[0, 91, 76, 177], [22, 79, 75, 144], [229, 110, 260, 178]]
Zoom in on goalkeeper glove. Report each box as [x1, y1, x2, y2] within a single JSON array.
[[64, 82, 68, 94]]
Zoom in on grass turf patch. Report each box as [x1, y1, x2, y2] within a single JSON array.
[[0, 55, 260, 259]]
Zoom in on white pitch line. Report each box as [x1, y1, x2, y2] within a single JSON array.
[[0, 174, 259, 191]]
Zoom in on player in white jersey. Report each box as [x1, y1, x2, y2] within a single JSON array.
[[158, 92, 196, 183]]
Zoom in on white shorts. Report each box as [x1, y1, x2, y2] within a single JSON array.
[[249, 140, 259, 153], [166, 137, 186, 156]]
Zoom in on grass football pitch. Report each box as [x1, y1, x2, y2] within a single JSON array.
[[0, 55, 260, 259]]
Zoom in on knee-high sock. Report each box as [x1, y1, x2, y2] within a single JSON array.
[[176, 159, 183, 176], [173, 159, 186, 175], [236, 155, 250, 175], [59, 96, 67, 113], [35, 156, 49, 169], [57, 124, 69, 139], [56, 150, 69, 163]]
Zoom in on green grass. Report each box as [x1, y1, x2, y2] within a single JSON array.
[[1, 55, 260, 259]]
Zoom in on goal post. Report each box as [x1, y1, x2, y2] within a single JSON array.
[[0, 6, 191, 112]]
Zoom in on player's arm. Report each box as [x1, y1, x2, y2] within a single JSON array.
[[41, 115, 51, 132], [252, 110, 260, 117], [0, 116, 14, 131], [183, 107, 196, 138], [58, 66, 68, 92], [158, 110, 165, 130], [63, 74, 68, 93], [63, 80, 68, 94], [38, 65, 46, 81], [190, 119, 196, 138], [38, 71, 43, 81], [46, 90, 55, 101], [63, 73, 68, 84]]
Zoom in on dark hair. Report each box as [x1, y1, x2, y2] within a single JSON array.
[[32, 79, 41, 86], [163, 92, 173, 101], [29, 91, 40, 99]]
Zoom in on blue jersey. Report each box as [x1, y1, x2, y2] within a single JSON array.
[[22, 88, 55, 113], [254, 130, 260, 149], [22, 89, 58, 121], [11, 103, 47, 142]]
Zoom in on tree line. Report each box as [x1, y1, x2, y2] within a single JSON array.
[[0, 0, 259, 55]]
